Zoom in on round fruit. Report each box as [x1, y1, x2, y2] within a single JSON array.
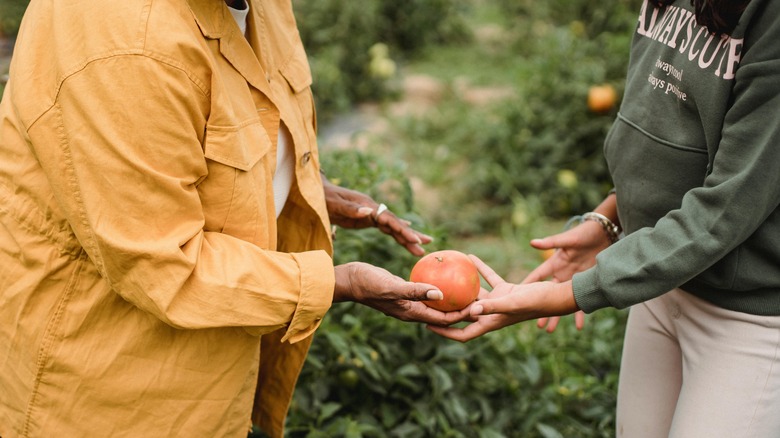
[[587, 84, 617, 113], [540, 248, 556, 261], [338, 369, 359, 388], [410, 250, 480, 311]]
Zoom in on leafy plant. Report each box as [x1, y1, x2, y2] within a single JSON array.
[[293, 0, 472, 119], [384, 0, 637, 235]]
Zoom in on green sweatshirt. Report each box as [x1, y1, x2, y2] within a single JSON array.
[[573, 0, 780, 315]]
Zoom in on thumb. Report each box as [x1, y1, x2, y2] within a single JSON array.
[[529, 236, 559, 250], [530, 229, 578, 250], [470, 295, 519, 316], [355, 206, 374, 218], [403, 281, 444, 301], [337, 200, 372, 219], [336, 203, 373, 221]]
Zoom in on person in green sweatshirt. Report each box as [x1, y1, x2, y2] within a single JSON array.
[[430, 1, 780, 436]]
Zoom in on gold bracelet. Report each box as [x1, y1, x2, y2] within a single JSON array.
[[582, 212, 620, 243]]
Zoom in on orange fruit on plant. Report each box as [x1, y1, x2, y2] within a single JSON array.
[[540, 248, 556, 261], [410, 250, 480, 311], [587, 84, 617, 113]]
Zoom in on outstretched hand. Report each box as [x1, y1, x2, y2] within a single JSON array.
[[526, 220, 609, 284], [427, 255, 579, 342], [321, 176, 432, 256], [524, 220, 611, 332], [334, 262, 471, 326]]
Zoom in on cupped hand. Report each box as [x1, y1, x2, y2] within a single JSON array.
[[322, 177, 432, 256], [526, 220, 610, 284], [525, 220, 610, 332], [334, 262, 470, 326], [427, 255, 579, 342]]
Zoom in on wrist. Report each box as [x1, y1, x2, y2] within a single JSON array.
[[525, 281, 579, 318], [556, 281, 579, 313], [596, 189, 620, 228], [563, 211, 621, 244], [333, 263, 356, 303]]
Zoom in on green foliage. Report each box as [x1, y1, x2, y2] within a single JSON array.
[[286, 148, 627, 437], [494, 0, 636, 32], [376, 0, 473, 55], [387, 1, 637, 235], [293, 0, 472, 119], [0, 0, 28, 37], [290, 296, 626, 438]]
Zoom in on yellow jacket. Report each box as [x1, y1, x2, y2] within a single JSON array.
[[0, 0, 334, 436]]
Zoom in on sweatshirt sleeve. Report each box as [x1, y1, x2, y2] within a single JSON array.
[[25, 54, 333, 341], [573, 4, 780, 312]]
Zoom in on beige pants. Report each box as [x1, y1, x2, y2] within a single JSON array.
[[616, 288, 780, 438]]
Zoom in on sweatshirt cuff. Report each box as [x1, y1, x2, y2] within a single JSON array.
[[281, 250, 335, 343], [572, 268, 612, 313]]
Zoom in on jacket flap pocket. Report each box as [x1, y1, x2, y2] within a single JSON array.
[[279, 44, 313, 93], [203, 120, 272, 171]]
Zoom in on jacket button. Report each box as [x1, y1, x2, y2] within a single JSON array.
[[300, 151, 312, 166]]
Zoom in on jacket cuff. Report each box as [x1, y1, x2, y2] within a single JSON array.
[[281, 250, 335, 343], [572, 268, 612, 313]]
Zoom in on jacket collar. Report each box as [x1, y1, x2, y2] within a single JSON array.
[[187, 0, 273, 96], [188, 0, 227, 39]]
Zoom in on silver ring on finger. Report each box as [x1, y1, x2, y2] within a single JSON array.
[[375, 203, 389, 220]]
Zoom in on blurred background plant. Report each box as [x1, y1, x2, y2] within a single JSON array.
[[292, 0, 472, 120], [0, 0, 27, 37], [0, 0, 26, 96]]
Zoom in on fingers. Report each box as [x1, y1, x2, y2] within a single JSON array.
[[574, 310, 586, 330], [356, 206, 374, 218], [383, 225, 424, 256], [380, 301, 464, 326], [468, 292, 525, 317], [537, 312, 586, 332], [521, 261, 555, 284], [377, 213, 429, 243], [540, 316, 561, 333], [467, 255, 505, 288], [404, 242, 426, 257], [416, 231, 434, 245], [426, 313, 517, 342], [376, 211, 433, 255], [529, 227, 579, 250], [381, 221, 422, 246], [426, 321, 489, 343]]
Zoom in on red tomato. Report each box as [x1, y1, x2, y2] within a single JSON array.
[[410, 250, 480, 311]]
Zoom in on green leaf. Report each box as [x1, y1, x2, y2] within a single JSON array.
[[318, 402, 342, 422], [396, 363, 422, 377], [429, 365, 454, 394], [536, 423, 565, 438]]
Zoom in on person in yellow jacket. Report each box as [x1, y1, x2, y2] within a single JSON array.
[[0, 0, 467, 437]]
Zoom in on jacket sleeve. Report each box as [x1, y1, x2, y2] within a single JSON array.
[[573, 6, 780, 312], [25, 54, 333, 342]]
